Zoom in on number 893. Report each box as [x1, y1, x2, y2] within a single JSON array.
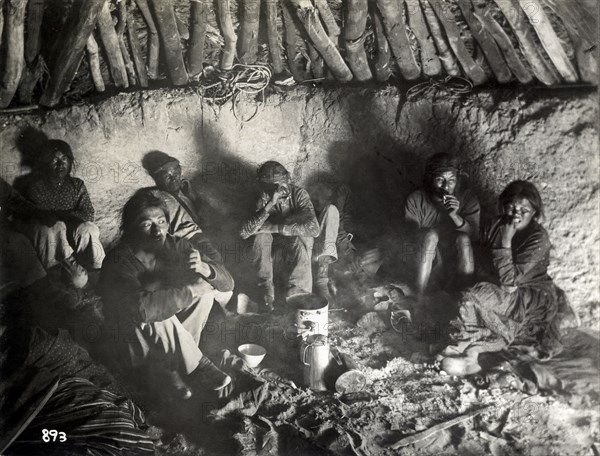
[[42, 429, 67, 442]]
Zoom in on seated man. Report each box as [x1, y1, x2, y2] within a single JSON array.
[[13, 139, 105, 287], [98, 189, 231, 400], [405, 153, 480, 295], [141, 151, 234, 307], [240, 161, 319, 309]]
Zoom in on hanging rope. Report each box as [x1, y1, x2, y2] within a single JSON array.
[[406, 76, 474, 102], [192, 63, 272, 122]]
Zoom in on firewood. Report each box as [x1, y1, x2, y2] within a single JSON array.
[[24, 0, 43, 65], [314, 0, 340, 43], [296, 0, 334, 81], [307, 42, 324, 78], [188, 0, 209, 76], [0, 104, 38, 114], [148, 0, 188, 85], [238, 0, 261, 64], [391, 406, 492, 449], [420, 0, 460, 76], [344, 0, 372, 81], [86, 34, 105, 92], [493, 0, 559, 85], [428, 0, 487, 85], [376, 0, 420, 80], [116, 0, 137, 86], [17, 0, 45, 103], [290, 1, 353, 82], [544, 0, 596, 49], [174, 10, 189, 40], [216, 0, 237, 70], [40, 0, 107, 107], [0, 0, 28, 108], [17, 55, 45, 104], [406, 0, 441, 77], [281, 1, 306, 81], [0, 0, 4, 51], [470, 0, 531, 83], [17, 57, 44, 104], [135, 0, 159, 79], [457, 0, 511, 83], [265, 0, 284, 74], [573, 2, 598, 43], [371, 5, 392, 81], [564, 22, 598, 84], [127, 2, 148, 87], [516, 0, 577, 82], [97, 1, 129, 87], [540, 0, 596, 46]]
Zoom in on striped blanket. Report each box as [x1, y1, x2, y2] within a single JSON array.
[[5, 377, 155, 455]]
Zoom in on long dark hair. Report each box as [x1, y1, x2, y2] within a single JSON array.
[[498, 180, 544, 221], [121, 189, 167, 238]]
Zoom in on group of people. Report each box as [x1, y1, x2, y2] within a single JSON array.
[[1, 139, 570, 404], [402, 155, 568, 376]]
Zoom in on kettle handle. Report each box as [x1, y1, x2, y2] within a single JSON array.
[[302, 344, 311, 366]]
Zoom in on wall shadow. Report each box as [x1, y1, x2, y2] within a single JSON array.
[[188, 122, 263, 296], [11, 127, 49, 191], [321, 98, 502, 293]]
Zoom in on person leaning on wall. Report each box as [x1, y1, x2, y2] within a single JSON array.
[[437, 180, 579, 377], [141, 151, 235, 312], [240, 161, 320, 311], [13, 139, 105, 288], [404, 153, 480, 296], [98, 189, 232, 401]]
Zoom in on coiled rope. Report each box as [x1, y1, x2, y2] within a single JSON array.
[[406, 76, 474, 102], [192, 63, 272, 122]]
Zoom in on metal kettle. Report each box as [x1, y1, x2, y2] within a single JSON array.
[[301, 334, 330, 391]]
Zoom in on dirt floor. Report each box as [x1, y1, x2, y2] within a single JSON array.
[[2, 85, 597, 455], [71, 275, 595, 456]]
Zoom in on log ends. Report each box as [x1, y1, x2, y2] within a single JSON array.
[[148, 0, 189, 85], [0, 0, 28, 109], [40, 0, 107, 107], [1, 0, 596, 108]]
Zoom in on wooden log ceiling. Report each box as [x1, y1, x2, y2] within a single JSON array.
[[0, 0, 596, 109]]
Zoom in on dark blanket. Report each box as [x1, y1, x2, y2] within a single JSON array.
[[480, 329, 599, 396]]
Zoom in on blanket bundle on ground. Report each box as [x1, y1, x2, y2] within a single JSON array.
[[4, 377, 155, 456], [0, 303, 155, 456]]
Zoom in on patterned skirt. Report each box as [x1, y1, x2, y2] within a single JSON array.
[[449, 281, 561, 357]]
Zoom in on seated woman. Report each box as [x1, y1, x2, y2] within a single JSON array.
[[14, 139, 105, 285], [98, 189, 231, 400], [439, 181, 565, 376]]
